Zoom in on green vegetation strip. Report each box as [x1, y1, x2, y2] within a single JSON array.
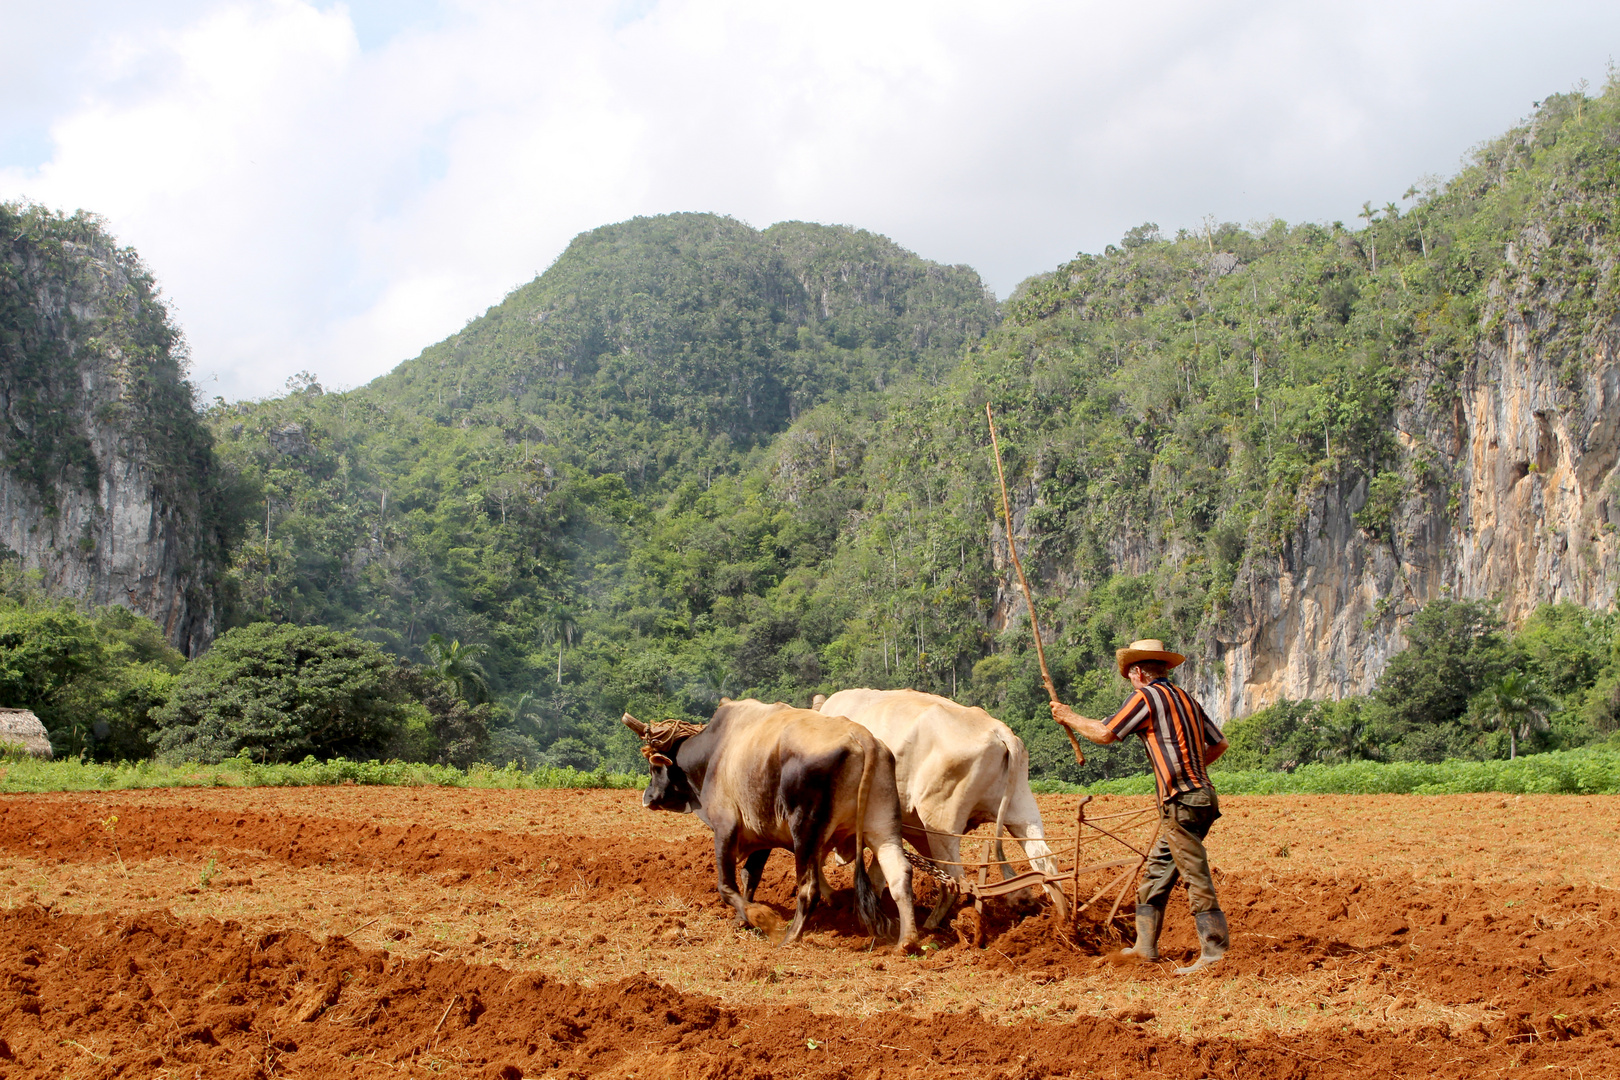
[[6, 748, 1620, 796], [0, 753, 644, 795], [1031, 748, 1620, 796]]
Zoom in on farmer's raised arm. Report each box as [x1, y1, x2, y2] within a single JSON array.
[[1050, 701, 1120, 745]]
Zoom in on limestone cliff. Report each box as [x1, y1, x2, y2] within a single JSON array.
[[1199, 236, 1620, 718], [0, 205, 237, 654]]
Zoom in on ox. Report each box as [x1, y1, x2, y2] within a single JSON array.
[[815, 688, 1068, 928], [624, 698, 918, 952]]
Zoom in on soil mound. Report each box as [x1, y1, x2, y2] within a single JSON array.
[[1, 904, 1616, 1079]]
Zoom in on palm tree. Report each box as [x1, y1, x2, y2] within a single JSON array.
[[510, 690, 549, 742], [423, 633, 490, 703], [1359, 201, 1381, 273], [1315, 706, 1376, 764], [1403, 186, 1430, 257], [538, 601, 576, 685], [1481, 672, 1556, 759]]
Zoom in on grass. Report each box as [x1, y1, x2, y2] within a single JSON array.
[[0, 752, 646, 794], [8, 746, 1620, 797], [1030, 747, 1620, 796]]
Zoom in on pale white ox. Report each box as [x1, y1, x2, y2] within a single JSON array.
[[815, 688, 1068, 927]]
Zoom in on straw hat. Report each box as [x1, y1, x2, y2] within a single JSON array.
[[1116, 639, 1186, 677]]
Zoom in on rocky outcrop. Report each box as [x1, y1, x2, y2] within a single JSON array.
[[0, 206, 231, 654], [1197, 253, 1620, 719]]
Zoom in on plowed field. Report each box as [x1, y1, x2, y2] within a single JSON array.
[[0, 787, 1616, 1078]]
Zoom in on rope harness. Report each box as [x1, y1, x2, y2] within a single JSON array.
[[635, 719, 706, 760]]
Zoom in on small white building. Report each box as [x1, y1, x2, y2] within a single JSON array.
[[0, 708, 52, 758]]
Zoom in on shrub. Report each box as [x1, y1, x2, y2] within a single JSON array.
[[0, 600, 183, 760], [154, 623, 411, 763], [1371, 598, 1508, 738]]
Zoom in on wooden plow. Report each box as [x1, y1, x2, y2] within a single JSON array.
[[899, 796, 1162, 946]]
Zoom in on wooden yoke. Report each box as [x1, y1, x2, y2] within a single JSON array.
[[986, 404, 1085, 766]]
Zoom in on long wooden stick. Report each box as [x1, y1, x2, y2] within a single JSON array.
[[986, 404, 1085, 765]]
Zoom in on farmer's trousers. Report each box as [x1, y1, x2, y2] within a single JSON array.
[[1138, 787, 1221, 915]]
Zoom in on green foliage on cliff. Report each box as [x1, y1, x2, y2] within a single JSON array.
[[198, 78, 1620, 780]]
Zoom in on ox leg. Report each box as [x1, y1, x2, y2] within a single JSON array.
[[780, 835, 824, 947], [864, 848, 889, 897], [711, 822, 751, 927], [922, 835, 963, 930], [739, 849, 771, 903], [872, 838, 918, 952], [1007, 818, 1070, 922], [813, 847, 840, 905]]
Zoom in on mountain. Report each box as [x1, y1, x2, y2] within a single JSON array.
[[206, 85, 1620, 778], [0, 204, 244, 653], [365, 213, 998, 480], [203, 214, 1004, 768], [984, 88, 1620, 725], [16, 83, 1620, 778]]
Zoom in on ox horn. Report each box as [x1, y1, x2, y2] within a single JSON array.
[[621, 712, 648, 736], [811, 694, 827, 711]]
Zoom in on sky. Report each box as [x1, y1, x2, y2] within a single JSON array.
[[3, 1, 1618, 401]]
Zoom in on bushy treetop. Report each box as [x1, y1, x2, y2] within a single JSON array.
[[154, 622, 410, 764]]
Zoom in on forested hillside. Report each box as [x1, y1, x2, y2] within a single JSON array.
[[50, 81, 1620, 778], [205, 215, 1002, 769]]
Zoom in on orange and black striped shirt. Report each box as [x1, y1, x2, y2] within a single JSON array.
[[1104, 678, 1224, 801]]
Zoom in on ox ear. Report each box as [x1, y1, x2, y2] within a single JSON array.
[[717, 696, 731, 706], [622, 712, 648, 736], [811, 694, 826, 711], [648, 752, 672, 768]]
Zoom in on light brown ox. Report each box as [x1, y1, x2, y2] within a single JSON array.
[[815, 688, 1068, 927]]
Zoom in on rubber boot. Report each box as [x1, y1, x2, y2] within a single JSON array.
[[1120, 904, 1163, 961], [1175, 910, 1229, 975]]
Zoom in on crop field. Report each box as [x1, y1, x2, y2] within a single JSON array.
[[0, 788, 1616, 1079]]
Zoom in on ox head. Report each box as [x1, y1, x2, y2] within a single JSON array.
[[623, 713, 703, 813]]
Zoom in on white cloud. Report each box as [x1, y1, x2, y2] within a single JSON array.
[[4, 0, 1619, 399]]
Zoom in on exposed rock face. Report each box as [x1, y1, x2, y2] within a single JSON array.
[[0, 422, 215, 653], [0, 207, 231, 654], [1196, 264, 1620, 719]]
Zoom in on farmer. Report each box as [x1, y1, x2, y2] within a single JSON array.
[[1049, 639, 1231, 974]]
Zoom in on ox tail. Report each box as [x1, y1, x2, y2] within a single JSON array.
[[851, 732, 893, 941], [991, 739, 1015, 879]]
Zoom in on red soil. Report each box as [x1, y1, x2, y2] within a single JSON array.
[[0, 788, 1615, 1078]]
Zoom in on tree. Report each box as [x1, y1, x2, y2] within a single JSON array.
[[1359, 201, 1380, 273], [388, 662, 491, 768], [1372, 599, 1508, 739], [154, 623, 411, 763], [422, 633, 490, 703], [537, 602, 576, 685], [1478, 672, 1556, 759], [1314, 700, 1377, 763], [0, 602, 106, 755]]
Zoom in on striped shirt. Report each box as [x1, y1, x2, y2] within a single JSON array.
[[1104, 678, 1224, 801]]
